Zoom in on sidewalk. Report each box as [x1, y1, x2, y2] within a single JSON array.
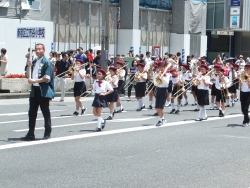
[[0, 92, 75, 99]]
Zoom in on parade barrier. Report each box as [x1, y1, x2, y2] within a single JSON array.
[[0, 78, 91, 93]]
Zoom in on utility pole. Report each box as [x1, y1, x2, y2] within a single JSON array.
[[101, 0, 109, 70]]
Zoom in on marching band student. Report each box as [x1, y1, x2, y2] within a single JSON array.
[[194, 64, 210, 121], [190, 59, 200, 109], [153, 62, 171, 126], [71, 59, 87, 116], [135, 62, 147, 111], [210, 64, 221, 110], [169, 68, 184, 114], [115, 60, 125, 113], [239, 64, 250, 127], [215, 68, 231, 117], [233, 63, 241, 102], [182, 64, 192, 106], [127, 60, 137, 101], [228, 63, 239, 107], [92, 69, 114, 132], [105, 66, 119, 120]]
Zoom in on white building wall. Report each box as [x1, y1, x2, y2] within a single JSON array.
[[200, 35, 208, 57], [0, 18, 54, 74]]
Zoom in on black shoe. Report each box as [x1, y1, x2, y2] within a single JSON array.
[[106, 116, 112, 120], [81, 108, 87, 115], [194, 109, 199, 112], [120, 108, 124, 112], [20, 134, 35, 141], [101, 120, 106, 129], [153, 112, 158, 116], [156, 121, 163, 127], [184, 102, 188, 106], [175, 110, 180, 114], [73, 111, 79, 116], [43, 135, 50, 140], [195, 118, 202, 121], [114, 109, 119, 113], [141, 105, 145, 109], [94, 128, 101, 132], [202, 117, 208, 120], [226, 105, 230, 107], [112, 111, 115, 117], [136, 108, 142, 111], [219, 110, 225, 117], [148, 105, 153, 109], [170, 109, 176, 114]]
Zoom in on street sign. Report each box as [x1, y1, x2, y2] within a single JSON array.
[[230, 7, 240, 15], [230, 15, 240, 29], [17, 27, 45, 38], [212, 31, 234, 36], [231, 0, 240, 6], [28, 0, 35, 5]]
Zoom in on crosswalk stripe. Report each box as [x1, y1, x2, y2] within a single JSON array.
[[0, 113, 245, 150], [13, 117, 155, 132]]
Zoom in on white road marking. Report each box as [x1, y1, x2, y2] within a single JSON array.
[[13, 117, 155, 132], [0, 113, 246, 150], [124, 156, 136, 159], [0, 110, 66, 116], [222, 135, 250, 139]]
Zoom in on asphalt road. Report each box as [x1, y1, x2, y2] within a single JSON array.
[[0, 92, 250, 188]]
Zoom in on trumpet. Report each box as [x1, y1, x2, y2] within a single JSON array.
[[155, 63, 171, 85]]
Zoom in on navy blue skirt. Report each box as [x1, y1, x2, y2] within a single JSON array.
[[211, 83, 217, 96], [136, 82, 146, 97], [106, 88, 118, 102], [197, 89, 209, 105], [118, 80, 124, 94], [92, 94, 108, 108], [74, 82, 86, 97], [155, 87, 168, 109]]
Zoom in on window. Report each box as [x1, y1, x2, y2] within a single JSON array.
[[206, 0, 225, 29]]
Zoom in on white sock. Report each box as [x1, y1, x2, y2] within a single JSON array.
[[198, 108, 203, 119], [141, 98, 144, 106], [219, 107, 222, 110], [185, 98, 188, 103], [222, 110, 225, 114], [159, 118, 162, 122], [149, 101, 152, 105], [110, 114, 113, 117], [211, 103, 214, 108], [171, 103, 175, 109], [226, 99, 230, 105], [138, 100, 141, 109], [203, 108, 207, 118], [177, 105, 181, 110], [197, 104, 199, 109], [97, 117, 102, 128]]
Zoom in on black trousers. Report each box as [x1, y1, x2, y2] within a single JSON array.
[[28, 87, 52, 136], [128, 84, 136, 97], [240, 91, 250, 124]]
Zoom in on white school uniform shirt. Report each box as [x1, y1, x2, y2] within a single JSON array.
[[32, 58, 42, 86], [144, 58, 152, 72], [183, 71, 192, 83], [215, 75, 231, 90], [74, 69, 86, 82], [241, 81, 250, 92], [93, 80, 113, 94], [118, 69, 126, 81], [153, 72, 170, 88], [171, 74, 183, 86], [106, 75, 119, 88], [196, 74, 210, 90], [137, 71, 147, 82]]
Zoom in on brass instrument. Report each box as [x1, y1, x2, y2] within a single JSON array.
[[155, 64, 172, 85], [147, 63, 154, 80], [241, 70, 249, 82], [134, 72, 143, 82], [219, 72, 231, 98], [56, 62, 89, 77]]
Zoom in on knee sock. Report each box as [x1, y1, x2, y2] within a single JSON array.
[[97, 117, 102, 128], [198, 107, 203, 119], [203, 108, 207, 118], [226, 99, 230, 105], [171, 103, 175, 110], [177, 105, 181, 110]]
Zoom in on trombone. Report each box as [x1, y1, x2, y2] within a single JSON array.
[[174, 68, 214, 98], [55, 62, 89, 78]]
